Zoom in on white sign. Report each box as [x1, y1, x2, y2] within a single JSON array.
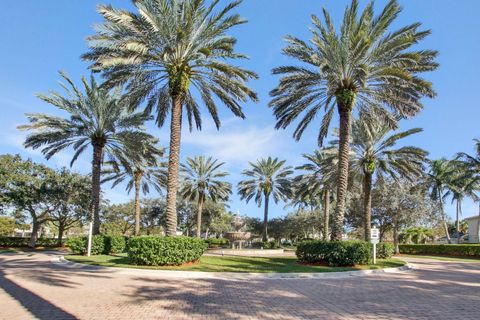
[[371, 227, 379, 264], [370, 227, 379, 240]]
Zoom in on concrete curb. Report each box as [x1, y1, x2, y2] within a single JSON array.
[[55, 256, 413, 280]]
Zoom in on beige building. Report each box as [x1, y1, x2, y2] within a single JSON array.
[[465, 216, 480, 243]]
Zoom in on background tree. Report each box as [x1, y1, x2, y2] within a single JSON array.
[[19, 72, 152, 235], [0, 217, 16, 236], [238, 157, 293, 241], [83, 0, 258, 236], [101, 201, 135, 236], [103, 137, 166, 235], [180, 156, 231, 238], [341, 115, 427, 240], [270, 0, 438, 240]]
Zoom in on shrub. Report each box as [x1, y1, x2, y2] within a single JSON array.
[[105, 235, 127, 254], [205, 238, 229, 248], [251, 241, 279, 249], [296, 240, 372, 266], [399, 244, 480, 257], [0, 237, 59, 248], [127, 236, 207, 266], [376, 242, 394, 259], [66, 237, 87, 254]]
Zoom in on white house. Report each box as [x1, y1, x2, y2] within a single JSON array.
[[465, 216, 480, 243]]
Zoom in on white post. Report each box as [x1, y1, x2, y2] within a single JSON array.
[[373, 242, 377, 265], [87, 221, 93, 257]]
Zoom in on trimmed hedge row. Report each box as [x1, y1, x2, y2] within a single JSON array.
[[296, 241, 394, 266], [127, 236, 207, 266], [399, 244, 480, 257], [251, 241, 279, 249], [205, 238, 229, 248], [0, 237, 59, 247], [66, 235, 127, 255]]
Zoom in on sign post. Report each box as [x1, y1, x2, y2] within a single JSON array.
[[370, 226, 379, 265]]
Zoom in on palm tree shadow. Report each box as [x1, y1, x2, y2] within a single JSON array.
[[0, 269, 78, 319]]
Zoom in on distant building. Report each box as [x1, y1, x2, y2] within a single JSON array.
[[465, 216, 480, 243]]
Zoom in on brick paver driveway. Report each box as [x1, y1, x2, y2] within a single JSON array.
[[0, 252, 479, 320]]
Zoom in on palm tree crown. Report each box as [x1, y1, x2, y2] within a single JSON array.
[[180, 156, 231, 237], [83, 0, 258, 235], [19, 71, 152, 234], [238, 157, 293, 241], [269, 0, 438, 239]]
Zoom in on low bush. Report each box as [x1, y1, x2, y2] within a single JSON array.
[[296, 240, 372, 266], [66, 237, 87, 254], [251, 241, 279, 249], [0, 237, 59, 248], [127, 236, 207, 266], [205, 238, 229, 248], [399, 244, 480, 257], [377, 242, 394, 259], [105, 235, 127, 254]]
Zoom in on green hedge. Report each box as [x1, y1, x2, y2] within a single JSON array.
[[377, 242, 395, 259], [399, 244, 480, 256], [66, 235, 127, 255], [251, 241, 279, 249], [127, 236, 207, 266], [0, 237, 59, 247], [205, 238, 229, 248], [296, 240, 372, 266]]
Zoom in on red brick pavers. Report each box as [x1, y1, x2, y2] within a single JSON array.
[[1, 252, 479, 320]]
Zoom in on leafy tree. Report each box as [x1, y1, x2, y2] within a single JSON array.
[[269, 0, 438, 239], [83, 0, 258, 236], [19, 72, 152, 234], [238, 157, 293, 241], [101, 201, 135, 236], [0, 216, 15, 236], [103, 137, 166, 235], [0, 155, 57, 247], [399, 227, 434, 244], [208, 210, 234, 237], [340, 115, 427, 240], [180, 156, 231, 237], [50, 169, 90, 245]]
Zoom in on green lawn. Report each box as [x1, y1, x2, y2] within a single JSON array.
[[65, 254, 405, 273], [401, 254, 480, 262]]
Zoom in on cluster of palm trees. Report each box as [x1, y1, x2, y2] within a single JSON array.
[[19, 0, 458, 245]]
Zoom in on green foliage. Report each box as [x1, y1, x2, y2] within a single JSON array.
[[0, 217, 15, 236], [296, 240, 372, 266], [66, 236, 87, 255], [205, 238, 229, 248], [399, 227, 434, 244], [127, 236, 207, 266], [376, 242, 395, 259], [105, 235, 127, 254], [399, 244, 480, 257], [251, 241, 279, 249], [0, 237, 58, 248]]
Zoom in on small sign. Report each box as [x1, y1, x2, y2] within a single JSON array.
[[370, 227, 379, 241]]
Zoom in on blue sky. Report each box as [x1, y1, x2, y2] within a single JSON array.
[[0, 0, 479, 222]]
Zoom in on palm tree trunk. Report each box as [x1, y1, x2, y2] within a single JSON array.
[[332, 105, 352, 240], [196, 196, 204, 238], [439, 196, 451, 244], [262, 194, 270, 242], [456, 199, 461, 244], [323, 189, 330, 241], [165, 96, 183, 236], [393, 214, 399, 254], [363, 172, 373, 241], [91, 144, 103, 235], [134, 172, 142, 236]]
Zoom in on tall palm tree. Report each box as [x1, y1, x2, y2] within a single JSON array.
[[340, 115, 427, 240], [269, 0, 438, 239], [426, 159, 456, 243], [19, 72, 152, 235], [294, 149, 338, 241], [238, 157, 293, 241], [179, 156, 231, 238], [103, 137, 166, 236], [82, 0, 258, 235]]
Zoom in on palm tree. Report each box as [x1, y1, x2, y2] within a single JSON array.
[[82, 0, 258, 236], [426, 159, 456, 243], [19, 72, 152, 235], [103, 137, 166, 236], [341, 115, 427, 241], [269, 0, 438, 239], [238, 157, 293, 241], [179, 156, 231, 238], [294, 149, 338, 241]]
